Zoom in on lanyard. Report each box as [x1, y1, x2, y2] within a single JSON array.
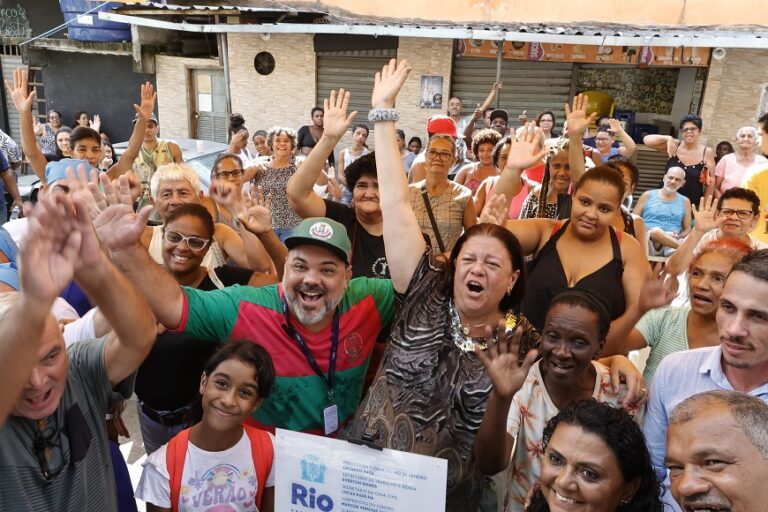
[[281, 296, 340, 404]]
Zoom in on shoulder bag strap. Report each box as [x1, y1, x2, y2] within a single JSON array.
[[420, 186, 445, 253]]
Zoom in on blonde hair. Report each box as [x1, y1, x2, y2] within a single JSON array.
[[150, 163, 202, 199]]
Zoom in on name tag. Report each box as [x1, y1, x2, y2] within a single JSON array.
[[323, 404, 338, 436]]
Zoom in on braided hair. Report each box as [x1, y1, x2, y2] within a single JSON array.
[[535, 137, 570, 219]]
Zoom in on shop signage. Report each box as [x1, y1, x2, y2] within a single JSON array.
[[456, 40, 710, 67]]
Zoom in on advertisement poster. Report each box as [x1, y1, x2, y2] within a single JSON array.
[[455, 39, 710, 67], [274, 429, 447, 511], [420, 75, 444, 108]]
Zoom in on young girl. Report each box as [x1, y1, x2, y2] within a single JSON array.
[[338, 123, 370, 204], [136, 340, 276, 512]]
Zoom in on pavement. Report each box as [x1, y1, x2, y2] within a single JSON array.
[[118, 395, 148, 512]]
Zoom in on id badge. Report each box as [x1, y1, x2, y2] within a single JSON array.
[[323, 404, 338, 435]]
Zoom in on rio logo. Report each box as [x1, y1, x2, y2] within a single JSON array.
[[291, 483, 334, 511]]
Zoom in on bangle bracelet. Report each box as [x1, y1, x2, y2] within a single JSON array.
[[368, 108, 400, 123]]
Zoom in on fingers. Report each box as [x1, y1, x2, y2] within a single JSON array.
[[136, 204, 153, 226], [117, 175, 133, 206]]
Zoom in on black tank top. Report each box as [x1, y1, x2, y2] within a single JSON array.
[[665, 143, 707, 206], [522, 220, 626, 331]]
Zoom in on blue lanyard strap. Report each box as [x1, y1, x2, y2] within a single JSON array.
[[281, 296, 340, 403]]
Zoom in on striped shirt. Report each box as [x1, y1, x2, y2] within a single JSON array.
[[176, 279, 394, 434]]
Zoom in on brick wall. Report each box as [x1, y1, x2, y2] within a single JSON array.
[[227, 33, 316, 136], [699, 49, 768, 147], [395, 37, 454, 147], [155, 55, 221, 139]]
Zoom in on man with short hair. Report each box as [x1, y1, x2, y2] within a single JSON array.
[[644, 249, 768, 511], [633, 166, 692, 256], [129, 111, 183, 209], [666, 187, 768, 276], [95, 185, 395, 435], [489, 108, 508, 136], [0, 187, 157, 510], [665, 390, 768, 512], [741, 112, 768, 243]]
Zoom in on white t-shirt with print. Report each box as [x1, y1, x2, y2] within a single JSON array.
[[136, 430, 275, 511]]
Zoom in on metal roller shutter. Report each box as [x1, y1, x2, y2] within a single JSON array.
[[315, 48, 397, 127], [634, 146, 670, 201], [1, 55, 24, 141], [452, 57, 574, 134]]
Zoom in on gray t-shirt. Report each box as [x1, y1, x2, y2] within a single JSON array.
[[0, 338, 134, 511]]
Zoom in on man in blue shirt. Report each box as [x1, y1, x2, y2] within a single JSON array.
[[643, 249, 768, 511]]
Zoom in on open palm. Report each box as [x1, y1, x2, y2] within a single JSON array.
[[5, 67, 35, 113], [565, 93, 596, 138], [476, 323, 538, 400], [322, 89, 357, 139], [371, 58, 411, 109]]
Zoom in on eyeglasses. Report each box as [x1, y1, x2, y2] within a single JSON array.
[[719, 208, 754, 220], [427, 149, 453, 161], [681, 127, 699, 133], [216, 169, 243, 180], [164, 230, 211, 251], [33, 417, 64, 480]]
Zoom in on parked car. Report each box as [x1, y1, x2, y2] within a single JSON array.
[[113, 138, 228, 193]]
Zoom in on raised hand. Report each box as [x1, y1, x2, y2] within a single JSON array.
[[4, 67, 35, 113], [638, 266, 678, 315], [666, 136, 679, 158], [607, 118, 624, 134], [692, 195, 718, 233], [476, 321, 539, 400], [564, 93, 597, 139], [209, 179, 242, 217], [19, 190, 81, 304], [371, 58, 412, 109], [93, 174, 152, 251], [480, 193, 507, 225], [606, 355, 649, 408], [239, 184, 273, 235], [66, 165, 105, 220], [89, 114, 101, 133], [504, 122, 547, 171], [134, 82, 157, 120], [322, 89, 357, 139], [325, 174, 343, 201]]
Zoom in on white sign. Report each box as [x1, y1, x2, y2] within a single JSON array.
[[275, 429, 447, 512]]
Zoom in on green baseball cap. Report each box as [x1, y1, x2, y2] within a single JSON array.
[[284, 217, 351, 264]]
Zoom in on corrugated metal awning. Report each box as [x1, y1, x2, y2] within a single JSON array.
[[103, 2, 768, 49]]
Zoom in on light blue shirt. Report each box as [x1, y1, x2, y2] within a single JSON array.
[[643, 346, 768, 511]]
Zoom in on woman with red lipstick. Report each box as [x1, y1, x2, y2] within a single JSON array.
[[626, 239, 751, 382], [475, 290, 644, 509]]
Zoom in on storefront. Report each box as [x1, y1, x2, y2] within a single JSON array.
[[452, 39, 711, 196]]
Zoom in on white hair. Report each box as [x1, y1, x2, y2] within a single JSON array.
[[150, 163, 202, 199], [737, 126, 758, 138]]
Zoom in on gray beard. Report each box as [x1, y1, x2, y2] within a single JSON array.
[[284, 288, 342, 327]]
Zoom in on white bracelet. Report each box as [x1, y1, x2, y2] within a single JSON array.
[[368, 108, 400, 123]]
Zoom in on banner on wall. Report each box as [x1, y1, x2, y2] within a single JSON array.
[[274, 429, 447, 511], [455, 40, 710, 67]]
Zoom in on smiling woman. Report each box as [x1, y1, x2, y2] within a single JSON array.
[[527, 400, 662, 512], [474, 289, 644, 508]]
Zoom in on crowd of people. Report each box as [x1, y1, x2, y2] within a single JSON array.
[[0, 57, 767, 512]]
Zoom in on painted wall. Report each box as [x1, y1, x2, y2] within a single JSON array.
[[699, 49, 768, 147], [291, 0, 768, 26], [34, 51, 154, 142]]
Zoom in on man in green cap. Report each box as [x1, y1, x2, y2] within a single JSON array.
[[99, 206, 394, 436]]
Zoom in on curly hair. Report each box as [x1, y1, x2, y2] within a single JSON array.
[[471, 128, 502, 159], [527, 400, 663, 512]]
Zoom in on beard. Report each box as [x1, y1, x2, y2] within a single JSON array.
[[284, 285, 343, 327]]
